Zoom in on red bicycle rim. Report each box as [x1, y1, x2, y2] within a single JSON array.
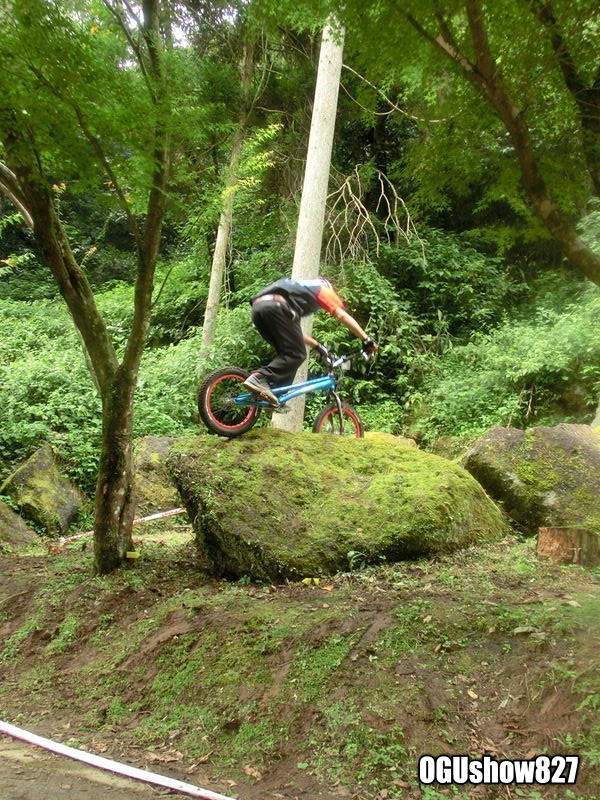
[[205, 374, 256, 431]]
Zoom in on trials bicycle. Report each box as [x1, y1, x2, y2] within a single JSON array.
[[197, 352, 366, 439]]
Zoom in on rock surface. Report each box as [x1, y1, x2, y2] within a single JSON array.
[[0, 501, 37, 547], [168, 429, 507, 582], [133, 435, 180, 514], [463, 424, 600, 534], [0, 444, 84, 535]]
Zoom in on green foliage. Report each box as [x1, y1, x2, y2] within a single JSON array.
[[377, 229, 522, 335], [411, 278, 600, 442]]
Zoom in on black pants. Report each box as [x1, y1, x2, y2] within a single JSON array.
[[251, 300, 306, 387]]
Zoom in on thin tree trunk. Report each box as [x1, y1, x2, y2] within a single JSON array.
[[1, 0, 170, 574], [199, 125, 245, 359], [272, 22, 345, 433], [199, 37, 255, 362], [94, 374, 136, 572], [528, 0, 600, 195]]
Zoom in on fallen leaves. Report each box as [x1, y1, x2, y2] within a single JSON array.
[[145, 749, 183, 763], [243, 765, 262, 781]]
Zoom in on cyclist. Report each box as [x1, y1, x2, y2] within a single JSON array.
[[243, 276, 377, 405]]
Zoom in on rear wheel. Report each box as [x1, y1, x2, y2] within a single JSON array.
[[197, 367, 259, 437], [312, 401, 364, 438]]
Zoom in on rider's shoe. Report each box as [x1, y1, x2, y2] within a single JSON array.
[[243, 373, 279, 406]]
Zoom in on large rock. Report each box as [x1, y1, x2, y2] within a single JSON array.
[[168, 429, 507, 582], [133, 436, 180, 514], [0, 444, 84, 535], [0, 501, 37, 547], [463, 424, 600, 534]]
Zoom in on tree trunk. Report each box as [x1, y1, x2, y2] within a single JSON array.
[[537, 526, 600, 567], [199, 124, 245, 360], [528, 1, 600, 196], [94, 374, 137, 573], [199, 36, 255, 363], [272, 22, 345, 433], [407, 2, 600, 286]]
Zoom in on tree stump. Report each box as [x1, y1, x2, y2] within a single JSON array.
[[537, 527, 600, 567]]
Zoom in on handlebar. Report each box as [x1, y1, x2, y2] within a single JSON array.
[[326, 351, 371, 370]]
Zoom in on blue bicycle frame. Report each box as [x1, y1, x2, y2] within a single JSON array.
[[233, 373, 336, 409]]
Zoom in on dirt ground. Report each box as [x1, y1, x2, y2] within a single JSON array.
[[0, 738, 177, 799], [1, 527, 599, 800]]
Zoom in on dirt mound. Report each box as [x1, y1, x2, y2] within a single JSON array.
[[168, 429, 507, 581], [0, 534, 598, 800], [463, 423, 600, 534]]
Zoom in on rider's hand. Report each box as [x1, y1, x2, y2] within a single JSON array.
[[314, 342, 330, 363], [362, 337, 378, 358]]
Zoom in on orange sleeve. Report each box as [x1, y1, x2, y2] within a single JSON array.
[[316, 285, 345, 314]]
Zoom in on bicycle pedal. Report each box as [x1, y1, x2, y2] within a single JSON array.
[[272, 405, 290, 414]]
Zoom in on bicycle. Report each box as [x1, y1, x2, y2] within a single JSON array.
[[197, 352, 366, 439]]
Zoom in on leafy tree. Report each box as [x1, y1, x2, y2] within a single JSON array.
[[297, 0, 600, 281], [0, 0, 180, 573]]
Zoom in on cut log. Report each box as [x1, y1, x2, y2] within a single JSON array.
[[537, 526, 600, 567]]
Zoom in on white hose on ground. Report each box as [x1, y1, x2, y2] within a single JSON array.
[[0, 720, 238, 800], [62, 507, 187, 543]]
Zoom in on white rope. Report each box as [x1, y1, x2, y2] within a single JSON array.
[[62, 507, 187, 543], [0, 720, 238, 800]]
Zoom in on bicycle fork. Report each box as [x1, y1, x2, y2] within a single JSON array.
[[332, 392, 345, 435]]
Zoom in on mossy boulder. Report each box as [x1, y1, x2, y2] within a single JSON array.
[[167, 429, 507, 582], [133, 435, 180, 514], [463, 424, 600, 534], [0, 501, 37, 547], [0, 444, 84, 535]]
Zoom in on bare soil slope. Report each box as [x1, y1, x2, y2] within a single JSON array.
[[0, 525, 598, 800]]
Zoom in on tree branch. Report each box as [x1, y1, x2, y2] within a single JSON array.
[[1, 115, 118, 392], [0, 162, 33, 228], [403, 0, 600, 284], [71, 103, 142, 249], [121, 0, 170, 378], [102, 0, 157, 103]]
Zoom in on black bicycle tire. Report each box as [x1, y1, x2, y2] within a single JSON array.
[[197, 366, 259, 437], [312, 401, 365, 438]]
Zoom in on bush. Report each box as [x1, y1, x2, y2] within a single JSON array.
[[377, 229, 522, 335], [410, 281, 600, 443]]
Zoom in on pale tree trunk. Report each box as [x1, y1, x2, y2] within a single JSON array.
[[199, 125, 245, 359], [199, 38, 255, 362], [272, 22, 345, 432]]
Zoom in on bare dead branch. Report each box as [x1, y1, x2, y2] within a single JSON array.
[[324, 165, 422, 265], [341, 63, 455, 123]]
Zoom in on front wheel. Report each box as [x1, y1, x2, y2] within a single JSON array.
[[197, 367, 259, 437], [312, 401, 364, 438]]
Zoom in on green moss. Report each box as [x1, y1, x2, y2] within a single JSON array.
[[291, 635, 355, 702], [465, 425, 600, 534], [169, 429, 507, 581]]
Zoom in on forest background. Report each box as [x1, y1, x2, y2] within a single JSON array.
[[1, 0, 600, 558]]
